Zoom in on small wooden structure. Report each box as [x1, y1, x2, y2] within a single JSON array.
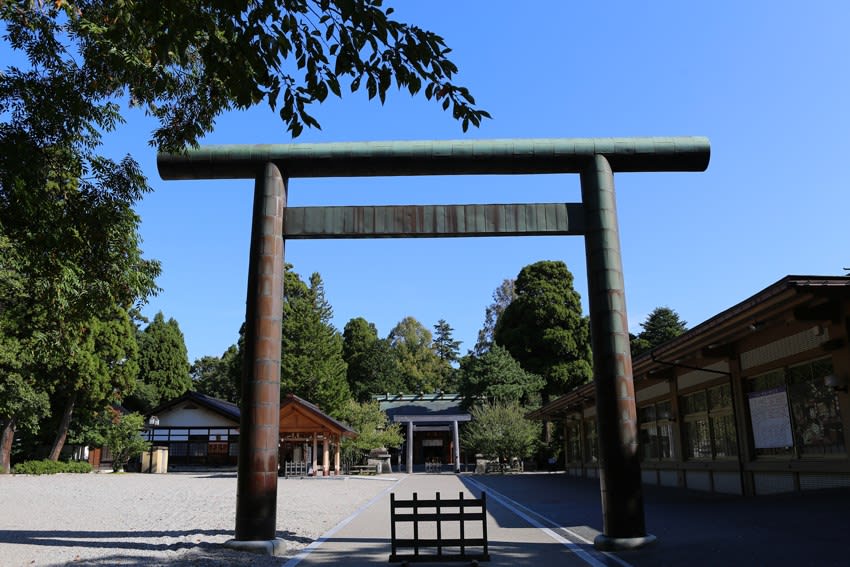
[[390, 492, 489, 563], [279, 394, 357, 476]]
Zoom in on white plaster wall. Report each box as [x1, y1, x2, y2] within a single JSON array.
[[155, 404, 238, 428], [636, 381, 671, 403], [678, 361, 730, 390]]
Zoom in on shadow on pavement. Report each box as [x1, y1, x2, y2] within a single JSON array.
[[468, 473, 850, 567]]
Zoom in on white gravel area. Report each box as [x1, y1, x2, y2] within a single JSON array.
[[0, 471, 397, 566]]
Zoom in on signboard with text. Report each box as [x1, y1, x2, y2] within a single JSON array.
[[748, 387, 794, 449]]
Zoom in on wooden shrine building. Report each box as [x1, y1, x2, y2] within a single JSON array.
[[279, 394, 357, 476]]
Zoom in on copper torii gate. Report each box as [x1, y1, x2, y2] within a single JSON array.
[[158, 136, 710, 553]]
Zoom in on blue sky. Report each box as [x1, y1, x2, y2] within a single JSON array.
[[75, 2, 850, 362]]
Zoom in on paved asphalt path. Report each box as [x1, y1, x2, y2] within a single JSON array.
[[286, 472, 850, 567]]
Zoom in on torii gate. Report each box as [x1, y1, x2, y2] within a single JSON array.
[[158, 136, 710, 553]]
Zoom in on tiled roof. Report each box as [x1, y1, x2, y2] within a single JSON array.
[[377, 393, 470, 419], [281, 393, 357, 435], [148, 391, 240, 422]]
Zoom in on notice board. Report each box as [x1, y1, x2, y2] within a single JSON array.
[[748, 387, 793, 449]]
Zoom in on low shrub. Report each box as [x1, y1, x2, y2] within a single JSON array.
[[12, 459, 93, 475]]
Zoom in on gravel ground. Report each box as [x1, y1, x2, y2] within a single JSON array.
[[0, 471, 397, 567]]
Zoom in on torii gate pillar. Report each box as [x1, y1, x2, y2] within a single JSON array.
[[581, 155, 655, 549], [229, 163, 286, 552]]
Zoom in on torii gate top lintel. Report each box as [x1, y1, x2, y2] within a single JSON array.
[[157, 136, 710, 180]]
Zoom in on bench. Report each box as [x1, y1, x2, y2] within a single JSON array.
[[349, 464, 379, 475], [389, 491, 489, 563]]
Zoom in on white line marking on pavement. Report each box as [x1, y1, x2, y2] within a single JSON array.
[[283, 476, 405, 567], [464, 476, 633, 567]]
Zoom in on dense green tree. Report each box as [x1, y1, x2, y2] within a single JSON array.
[[41, 308, 141, 461], [457, 346, 544, 410], [432, 319, 462, 364], [630, 307, 688, 357], [343, 318, 379, 362], [0, 336, 48, 473], [129, 312, 191, 413], [1, 26, 159, 465], [494, 261, 592, 402], [388, 316, 443, 393], [0, 151, 159, 463], [191, 344, 241, 404], [281, 267, 350, 416], [461, 401, 541, 463], [102, 410, 150, 473], [337, 399, 403, 464], [473, 278, 516, 356], [342, 317, 403, 402]]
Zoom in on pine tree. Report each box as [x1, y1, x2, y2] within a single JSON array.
[[631, 307, 688, 357], [458, 346, 544, 410], [495, 261, 592, 402], [433, 319, 462, 364], [133, 312, 191, 411], [343, 318, 403, 402], [433, 319, 462, 391], [281, 267, 350, 416]]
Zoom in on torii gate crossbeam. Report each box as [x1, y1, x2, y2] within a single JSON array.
[[158, 136, 710, 553]]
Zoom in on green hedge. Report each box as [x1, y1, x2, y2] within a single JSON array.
[[12, 459, 93, 475]]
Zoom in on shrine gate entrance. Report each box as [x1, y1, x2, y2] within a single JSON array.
[[158, 136, 710, 552]]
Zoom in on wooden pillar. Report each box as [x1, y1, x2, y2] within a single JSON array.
[[580, 155, 652, 549], [406, 421, 414, 473], [334, 435, 341, 475], [234, 163, 285, 542], [452, 420, 461, 473], [322, 435, 330, 476], [728, 354, 755, 495], [311, 433, 318, 475]]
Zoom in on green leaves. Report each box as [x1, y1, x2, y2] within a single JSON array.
[[133, 312, 191, 411], [103, 410, 150, 471], [458, 346, 544, 410], [630, 306, 687, 358], [461, 402, 541, 462], [5, 0, 490, 151], [495, 261, 593, 399], [281, 266, 350, 417], [338, 399, 402, 455], [388, 316, 443, 393]]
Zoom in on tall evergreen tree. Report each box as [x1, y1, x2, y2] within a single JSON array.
[[281, 267, 350, 416], [432, 319, 462, 392], [388, 316, 443, 393], [495, 261, 592, 402], [46, 308, 141, 460], [432, 319, 462, 364], [342, 318, 403, 402], [473, 279, 516, 356], [457, 346, 544, 410], [631, 307, 688, 357], [191, 344, 241, 404], [131, 312, 191, 412]]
